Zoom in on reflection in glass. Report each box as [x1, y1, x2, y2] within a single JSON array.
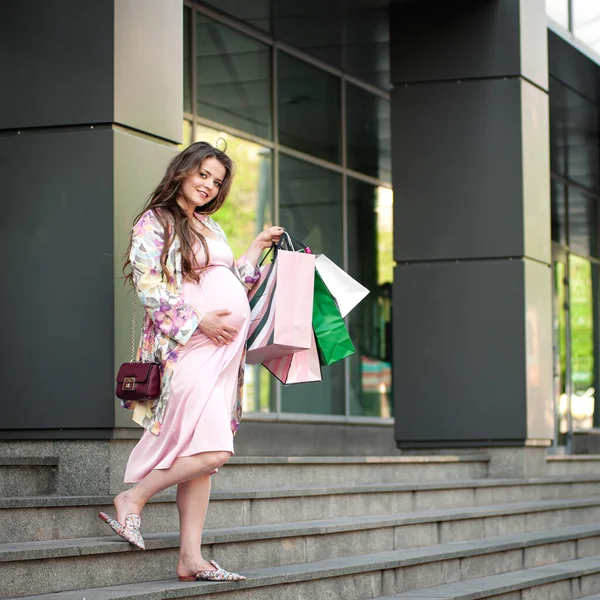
[[553, 258, 568, 446], [278, 51, 342, 164], [568, 187, 597, 257], [546, 0, 570, 28], [549, 80, 600, 195], [278, 154, 345, 414], [347, 178, 393, 417], [181, 120, 193, 150], [551, 179, 567, 245], [195, 124, 275, 413], [279, 154, 343, 265], [346, 84, 391, 182], [196, 15, 272, 139], [572, 0, 600, 55], [184, 7, 191, 113], [569, 254, 596, 431]]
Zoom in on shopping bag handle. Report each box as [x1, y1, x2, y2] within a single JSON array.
[[259, 231, 312, 266], [279, 231, 312, 253]]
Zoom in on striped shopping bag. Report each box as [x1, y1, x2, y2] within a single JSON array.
[[262, 330, 322, 384], [246, 247, 315, 365]]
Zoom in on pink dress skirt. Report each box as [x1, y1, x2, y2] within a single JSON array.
[[124, 237, 250, 483]]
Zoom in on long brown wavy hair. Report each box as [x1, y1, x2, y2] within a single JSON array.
[[123, 141, 235, 287]]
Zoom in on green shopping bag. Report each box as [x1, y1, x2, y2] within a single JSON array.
[[313, 270, 355, 365]]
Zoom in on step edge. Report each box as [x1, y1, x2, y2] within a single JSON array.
[[0, 457, 58, 467], [3, 494, 600, 545], [3, 520, 600, 568], [4, 475, 600, 508], [377, 555, 600, 598], [226, 455, 492, 465], [9, 551, 600, 600]]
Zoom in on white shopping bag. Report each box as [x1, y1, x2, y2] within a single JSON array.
[[314, 254, 369, 318]]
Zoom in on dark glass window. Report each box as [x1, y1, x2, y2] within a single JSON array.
[[568, 186, 597, 257], [551, 179, 567, 245], [347, 178, 393, 417], [194, 124, 275, 413], [278, 51, 341, 164], [184, 7, 191, 113], [568, 254, 597, 430], [279, 154, 344, 414], [196, 15, 272, 139], [279, 154, 343, 264], [201, 0, 271, 33], [346, 83, 391, 182]]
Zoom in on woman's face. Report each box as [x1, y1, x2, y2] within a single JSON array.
[[179, 156, 227, 213]]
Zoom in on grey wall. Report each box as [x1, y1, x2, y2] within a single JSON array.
[[0, 128, 115, 430], [113, 131, 178, 428], [0, 0, 114, 129], [390, 0, 553, 448], [0, 0, 182, 437]]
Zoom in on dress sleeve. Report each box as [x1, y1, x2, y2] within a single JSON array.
[[235, 255, 261, 291], [130, 210, 200, 345]]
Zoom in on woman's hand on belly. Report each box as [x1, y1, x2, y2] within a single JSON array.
[[197, 309, 239, 346]]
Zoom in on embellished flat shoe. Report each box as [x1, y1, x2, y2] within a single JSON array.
[[98, 511, 145, 550], [178, 560, 246, 582]]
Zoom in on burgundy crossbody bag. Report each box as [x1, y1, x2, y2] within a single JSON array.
[[115, 295, 161, 401]]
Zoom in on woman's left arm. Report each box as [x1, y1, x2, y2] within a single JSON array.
[[237, 226, 285, 290], [209, 217, 284, 291]]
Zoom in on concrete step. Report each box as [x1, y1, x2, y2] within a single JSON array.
[[0, 457, 57, 496], [4, 495, 600, 560], [378, 555, 600, 598], [108, 455, 492, 494], [3, 506, 600, 595], [547, 455, 600, 477], [8, 529, 600, 600], [4, 475, 600, 543]]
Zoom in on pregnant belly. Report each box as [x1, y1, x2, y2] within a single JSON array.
[[182, 266, 250, 331]]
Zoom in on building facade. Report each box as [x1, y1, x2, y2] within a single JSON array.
[[1, 0, 600, 455]]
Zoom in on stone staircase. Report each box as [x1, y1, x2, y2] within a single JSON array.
[[2, 451, 600, 599]]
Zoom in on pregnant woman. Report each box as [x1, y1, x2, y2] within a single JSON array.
[[99, 141, 283, 582]]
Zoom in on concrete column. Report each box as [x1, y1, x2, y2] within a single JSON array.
[[0, 0, 181, 437], [390, 0, 553, 448]]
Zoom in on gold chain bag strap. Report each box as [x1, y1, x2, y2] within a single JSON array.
[[115, 294, 161, 401]]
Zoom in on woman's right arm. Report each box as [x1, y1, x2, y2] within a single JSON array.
[[130, 210, 201, 346]]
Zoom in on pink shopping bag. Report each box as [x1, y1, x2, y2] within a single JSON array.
[[246, 249, 315, 365], [262, 330, 322, 384]]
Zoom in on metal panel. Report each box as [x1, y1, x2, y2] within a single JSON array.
[[113, 129, 178, 428], [114, 0, 183, 143], [549, 30, 600, 107], [392, 77, 525, 262], [0, 128, 115, 429], [394, 259, 528, 446], [521, 80, 551, 264], [0, 0, 114, 129], [390, 0, 521, 84], [524, 259, 554, 441], [518, 0, 549, 90]]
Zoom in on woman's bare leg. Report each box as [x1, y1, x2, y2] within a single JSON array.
[[114, 451, 231, 524], [175, 474, 213, 576]]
